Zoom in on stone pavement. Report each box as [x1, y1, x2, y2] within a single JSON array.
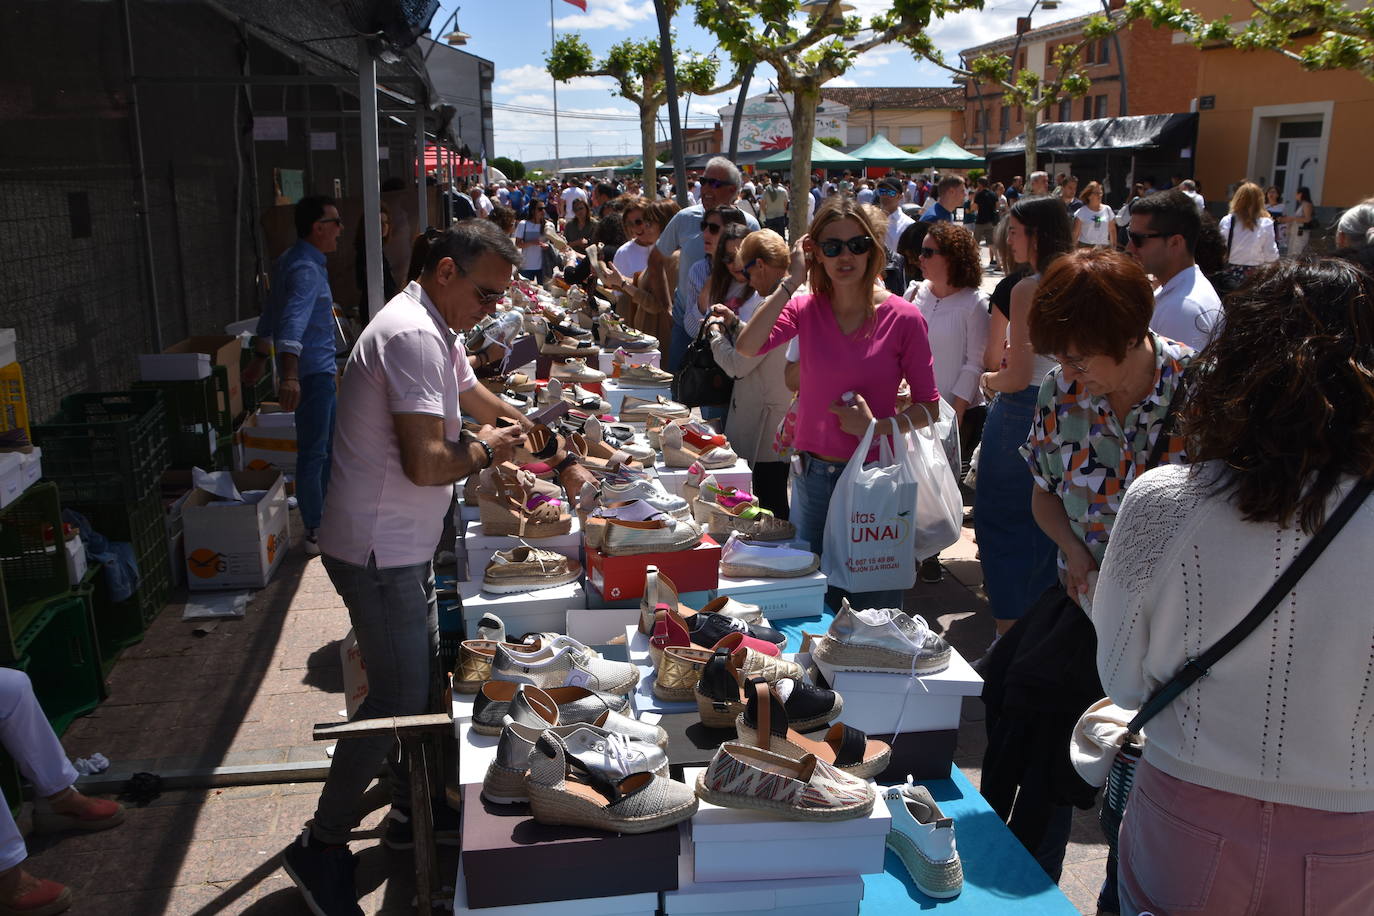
[[24, 509, 1109, 914]]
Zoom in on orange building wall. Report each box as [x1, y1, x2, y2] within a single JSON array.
[[1121, 19, 1199, 116]]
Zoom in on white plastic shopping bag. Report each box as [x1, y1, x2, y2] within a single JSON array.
[[904, 403, 964, 560], [821, 419, 919, 592]]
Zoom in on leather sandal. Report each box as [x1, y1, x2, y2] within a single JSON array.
[[735, 679, 891, 779]]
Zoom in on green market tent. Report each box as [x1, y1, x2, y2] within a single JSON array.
[[613, 158, 674, 174], [909, 135, 986, 169], [755, 139, 863, 169], [848, 134, 920, 168]]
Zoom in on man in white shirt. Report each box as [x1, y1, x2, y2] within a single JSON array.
[[1179, 179, 1205, 211], [560, 181, 587, 221], [473, 186, 493, 217], [1126, 190, 1223, 352], [876, 177, 914, 252], [856, 180, 876, 205]]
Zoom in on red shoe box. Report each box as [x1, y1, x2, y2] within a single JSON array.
[[460, 782, 680, 908], [585, 536, 721, 602]]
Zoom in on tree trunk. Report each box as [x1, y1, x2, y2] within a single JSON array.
[[640, 103, 659, 199], [788, 85, 820, 242], [1023, 104, 1039, 183]]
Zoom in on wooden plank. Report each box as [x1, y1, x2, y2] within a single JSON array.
[[311, 713, 452, 741]]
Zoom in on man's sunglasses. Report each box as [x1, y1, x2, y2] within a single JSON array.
[[876, 188, 899, 198], [1127, 230, 1169, 247], [701, 177, 735, 190], [315, 217, 343, 226], [817, 235, 874, 258], [460, 269, 507, 305]]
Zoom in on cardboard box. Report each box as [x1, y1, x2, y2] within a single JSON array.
[[463, 516, 583, 578], [138, 335, 243, 419], [585, 537, 720, 602], [181, 470, 289, 589], [598, 349, 660, 375], [654, 460, 753, 499], [453, 862, 657, 916], [584, 583, 712, 612], [685, 765, 891, 882], [665, 829, 864, 915], [457, 578, 584, 638], [459, 782, 680, 909], [237, 411, 297, 473], [715, 571, 827, 620], [809, 647, 982, 735]]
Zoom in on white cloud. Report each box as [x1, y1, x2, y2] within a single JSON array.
[[553, 0, 655, 30], [924, 0, 1106, 61], [495, 64, 613, 96], [852, 46, 899, 71], [826, 76, 860, 87]]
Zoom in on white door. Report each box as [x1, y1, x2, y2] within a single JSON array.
[[1272, 120, 1322, 204]]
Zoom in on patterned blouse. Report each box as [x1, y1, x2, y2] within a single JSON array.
[[1020, 332, 1194, 568]]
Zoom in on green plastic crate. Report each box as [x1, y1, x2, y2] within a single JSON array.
[[32, 391, 169, 504], [240, 342, 276, 415], [0, 483, 69, 661], [11, 595, 101, 735], [81, 565, 142, 668], [135, 366, 235, 469]]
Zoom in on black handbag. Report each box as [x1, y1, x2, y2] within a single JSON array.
[[672, 323, 733, 408]]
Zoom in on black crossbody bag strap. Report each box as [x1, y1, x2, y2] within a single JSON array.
[[1127, 476, 1374, 735]]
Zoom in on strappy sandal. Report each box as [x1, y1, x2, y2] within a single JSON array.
[[707, 501, 796, 541], [662, 420, 738, 469], [513, 424, 569, 481], [476, 469, 571, 538], [735, 679, 891, 779]]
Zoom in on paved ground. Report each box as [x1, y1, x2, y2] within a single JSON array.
[[22, 258, 1110, 916]]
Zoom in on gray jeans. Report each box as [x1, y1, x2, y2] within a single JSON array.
[[313, 553, 438, 843]]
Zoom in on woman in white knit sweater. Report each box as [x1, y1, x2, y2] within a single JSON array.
[[1093, 256, 1374, 915]]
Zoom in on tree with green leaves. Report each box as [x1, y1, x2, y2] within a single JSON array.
[[490, 156, 525, 181], [695, 0, 963, 239], [547, 27, 740, 197], [1119, 0, 1374, 80], [902, 12, 1129, 180]]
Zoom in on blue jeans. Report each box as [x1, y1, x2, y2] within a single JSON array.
[[313, 555, 438, 843], [667, 316, 689, 374], [295, 371, 336, 530], [790, 453, 904, 613], [973, 386, 1057, 621], [519, 268, 541, 281]]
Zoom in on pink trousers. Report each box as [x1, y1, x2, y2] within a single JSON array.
[[1118, 760, 1374, 916]]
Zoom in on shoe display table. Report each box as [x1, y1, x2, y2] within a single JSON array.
[[603, 379, 674, 415]]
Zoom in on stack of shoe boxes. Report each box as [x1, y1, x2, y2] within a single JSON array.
[[808, 644, 983, 781], [583, 535, 720, 608], [664, 775, 890, 915]]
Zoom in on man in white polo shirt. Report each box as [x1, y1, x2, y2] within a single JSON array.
[[282, 220, 526, 915], [1126, 190, 1223, 352]]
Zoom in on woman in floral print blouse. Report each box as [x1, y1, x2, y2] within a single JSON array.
[[1020, 248, 1195, 606]]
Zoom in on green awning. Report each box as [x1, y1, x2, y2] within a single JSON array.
[[847, 134, 921, 167], [755, 139, 863, 168], [909, 135, 986, 169]]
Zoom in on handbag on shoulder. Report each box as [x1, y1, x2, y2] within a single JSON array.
[[672, 323, 733, 408]]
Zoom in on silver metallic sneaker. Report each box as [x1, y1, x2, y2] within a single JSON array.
[[483, 722, 668, 805], [470, 680, 630, 736], [812, 600, 951, 675], [490, 636, 640, 695], [505, 683, 667, 747]]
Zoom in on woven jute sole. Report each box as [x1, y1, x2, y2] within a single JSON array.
[[652, 680, 697, 703], [482, 568, 582, 594], [734, 720, 892, 780], [526, 781, 697, 834], [694, 690, 744, 729], [663, 448, 735, 470], [694, 774, 874, 822], [452, 676, 485, 694], [718, 555, 821, 578], [886, 832, 964, 899], [477, 506, 572, 539], [469, 718, 508, 737], [482, 762, 529, 804], [602, 535, 702, 556], [811, 637, 951, 676]]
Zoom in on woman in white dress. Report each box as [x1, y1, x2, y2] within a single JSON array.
[[1071, 181, 1115, 248]]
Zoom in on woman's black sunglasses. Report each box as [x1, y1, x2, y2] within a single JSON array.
[[817, 235, 874, 258]]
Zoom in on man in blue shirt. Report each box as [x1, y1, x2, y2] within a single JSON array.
[[920, 174, 967, 223], [250, 195, 342, 556]]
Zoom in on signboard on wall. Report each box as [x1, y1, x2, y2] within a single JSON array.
[[310, 131, 337, 151], [254, 117, 288, 141]]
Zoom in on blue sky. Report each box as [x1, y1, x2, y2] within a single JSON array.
[[439, 0, 1111, 164]]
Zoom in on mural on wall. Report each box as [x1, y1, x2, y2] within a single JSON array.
[[720, 96, 848, 152]]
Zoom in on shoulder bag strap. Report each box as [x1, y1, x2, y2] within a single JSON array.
[[1225, 216, 1237, 265], [1128, 476, 1374, 735]]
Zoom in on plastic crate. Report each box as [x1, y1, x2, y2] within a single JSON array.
[[70, 567, 116, 683], [69, 490, 165, 568], [166, 429, 234, 471], [135, 364, 234, 437], [0, 363, 29, 440], [32, 391, 168, 504], [80, 565, 140, 670], [13, 595, 102, 735], [0, 483, 68, 660]]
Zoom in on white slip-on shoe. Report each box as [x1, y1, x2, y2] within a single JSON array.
[[718, 532, 820, 578], [883, 777, 963, 899]]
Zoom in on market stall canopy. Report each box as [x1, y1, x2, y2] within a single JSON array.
[[988, 112, 1199, 157], [848, 134, 920, 167], [755, 139, 863, 168], [614, 158, 676, 174], [909, 136, 985, 169]]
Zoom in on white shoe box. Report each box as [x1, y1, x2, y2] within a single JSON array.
[[462, 514, 583, 579], [598, 348, 661, 375], [566, 605, 641, 646], [603, 379, 674, 416], [664, 828, 863, 915], [714, 571, 827, 620], [808, 647, 983, 735], [451, 687, 477, 724], [684, 766, 891, 883], [655, 459, 753, 498], [457, 578, 585, 638], [456, 720, 501, 784], [453, 862, 657, 916]]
